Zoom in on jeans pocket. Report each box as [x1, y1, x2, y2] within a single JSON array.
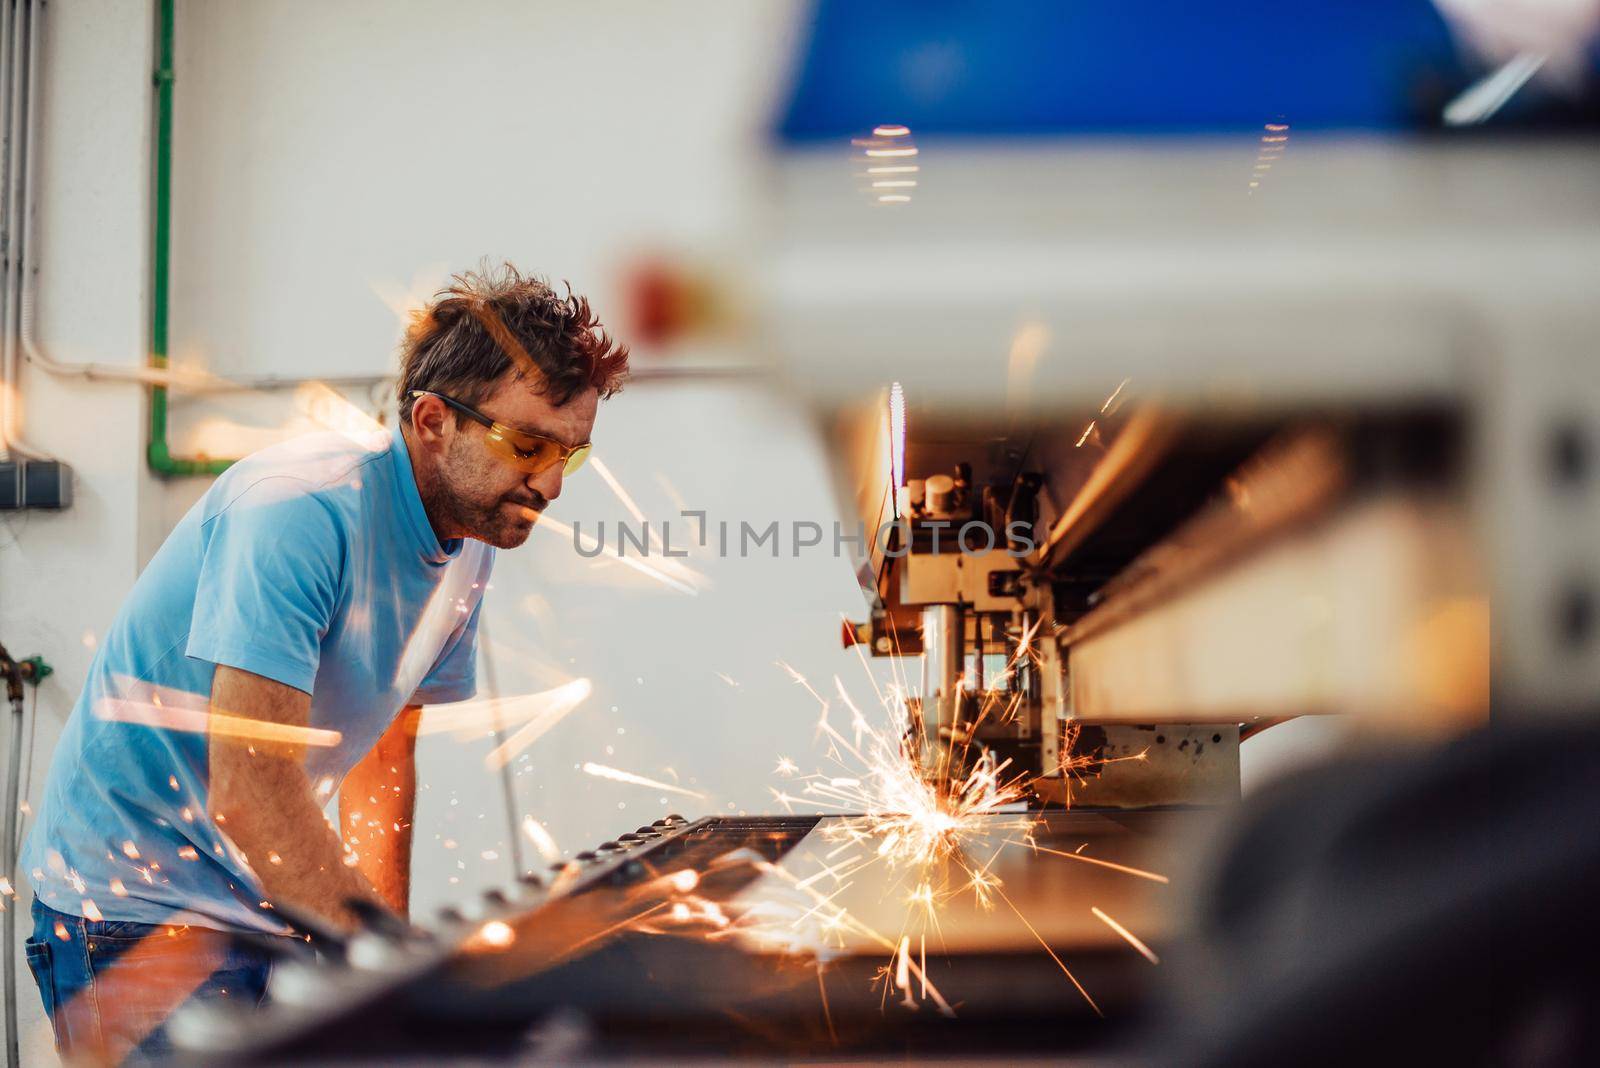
[[23, 938, 58, 1048], [89, 919, 160, 940]]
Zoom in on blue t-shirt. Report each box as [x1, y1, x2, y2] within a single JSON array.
[[21, 425, 493, 933]]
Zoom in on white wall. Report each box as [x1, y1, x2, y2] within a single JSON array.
[[0, 2, 163, 1060], [166, 0, 797, 383]]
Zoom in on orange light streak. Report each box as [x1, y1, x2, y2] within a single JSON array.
[[996, 885, 1102, 1017], [533, 513, 698, 596], [481, 680, 593, 770], [94, 697, 341, 748], [581, 762, 706, 800], [521, 816, 562, 865], [1030, 844, 1169, 884], [1091, 906, 1160, 964]]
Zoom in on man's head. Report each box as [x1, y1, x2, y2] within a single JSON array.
[[398, 263, 629, 548]]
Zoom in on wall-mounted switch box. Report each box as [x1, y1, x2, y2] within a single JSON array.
[[0, 460, 73, 510]]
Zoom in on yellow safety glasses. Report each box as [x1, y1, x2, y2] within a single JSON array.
[[409, 390, 592, 477]]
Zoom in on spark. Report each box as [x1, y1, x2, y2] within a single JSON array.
[[589, 456, 649, 525], [996, 884, 1102, 1017], [533, 514, 699, 596], [1091, 906, 1160, 964], [795, 855, 864, 891], [423, 679, 592, 738], [1100, 377, 1130, 414], [1029, 844, 1169, 884], [482, 680, 594, 770], [818, 969, 837, 1043], [895, 935, 915, 1008], [749, 646, 1155, 1016], [521, 816, 561, 865], [582, 762, 706, 800], [475, 920, 515, 948], [964, 849, 1005, 911], [586, 458, 707, 591], [563, 901, 674, 957], [775, 756, 799, 777], [920, 934, 927, 999]]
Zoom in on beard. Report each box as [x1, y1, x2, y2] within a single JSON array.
[[454, 494, 541, 549], [437, 442, 545, 549]]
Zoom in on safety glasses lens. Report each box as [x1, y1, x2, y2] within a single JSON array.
[[486, 426, 589, 477], [562, 444, 591, 475], [486, 429, 559, 474]]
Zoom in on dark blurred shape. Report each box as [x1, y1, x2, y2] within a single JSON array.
[[777, 0, 1600, 140], [1148, 720, 1600, 1067]]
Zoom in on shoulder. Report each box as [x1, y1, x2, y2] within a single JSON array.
[[200, 431, 390, 530]]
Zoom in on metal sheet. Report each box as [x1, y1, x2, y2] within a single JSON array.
[[733, 809, 1181, 957]]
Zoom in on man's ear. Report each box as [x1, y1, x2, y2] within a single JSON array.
[[410, 394, 450, 447]]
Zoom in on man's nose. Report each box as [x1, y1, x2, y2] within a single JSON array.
[[528, 466, 562, 503]]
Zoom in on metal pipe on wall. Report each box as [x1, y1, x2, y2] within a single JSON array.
[[0, 640, 29, 1068], [0, 0, 13, 408], [1, 0, 50, 462]]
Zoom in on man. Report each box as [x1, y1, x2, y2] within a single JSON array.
[[20, 264, 628, 1062]]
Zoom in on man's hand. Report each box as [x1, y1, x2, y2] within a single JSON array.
[[206, 665, 387, 933], [339, 706, 421, 917]]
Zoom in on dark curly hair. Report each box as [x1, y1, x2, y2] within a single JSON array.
[[396, 262, 629, 423]]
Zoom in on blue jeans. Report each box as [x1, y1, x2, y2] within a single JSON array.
[[26, 899, 284, 1063]]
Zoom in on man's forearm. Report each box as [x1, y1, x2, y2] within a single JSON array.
[[212, 754, 383, 931], [207, 665, 385, 933], [339, 706, 420, 916]]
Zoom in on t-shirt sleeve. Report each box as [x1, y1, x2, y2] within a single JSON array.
[[185, 481, 345, 694], [410, 594, 482, 706]]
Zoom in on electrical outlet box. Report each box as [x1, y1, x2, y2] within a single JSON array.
[[0, 459, 73, 510]]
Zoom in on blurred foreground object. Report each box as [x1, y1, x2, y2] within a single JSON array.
[[1152, 721, 1600, 1066]]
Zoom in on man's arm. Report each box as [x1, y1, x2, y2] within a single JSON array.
[[339, 706, 421, 917], [206, 665, 386, 933]]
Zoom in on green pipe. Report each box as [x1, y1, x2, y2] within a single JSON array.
[[147, 0, 234, 477]]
